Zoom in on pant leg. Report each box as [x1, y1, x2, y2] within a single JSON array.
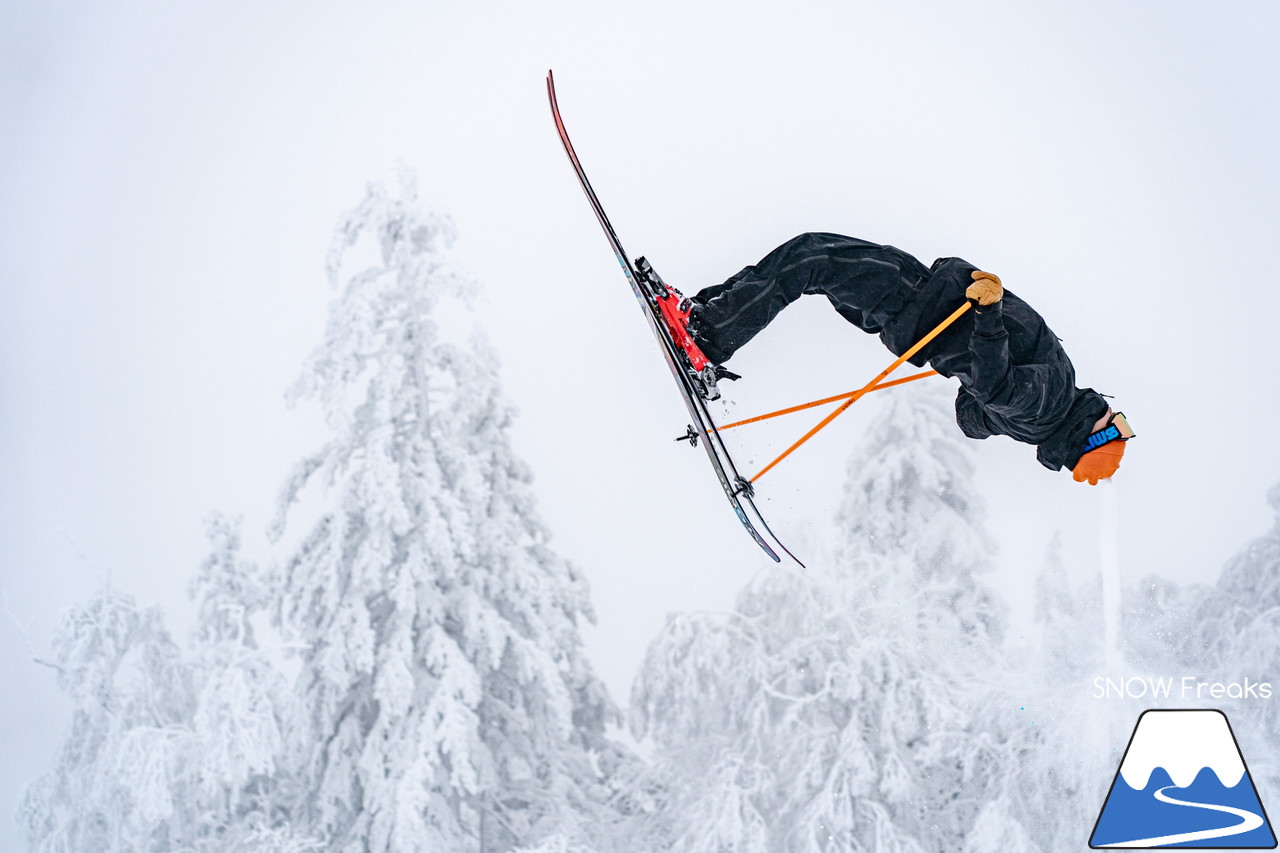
[[691, 232, 929, 364]]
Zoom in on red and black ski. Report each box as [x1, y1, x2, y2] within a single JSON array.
[[546, 70, 802, 566]]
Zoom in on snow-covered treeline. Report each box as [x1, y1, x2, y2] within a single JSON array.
[[625, 391, 1280, 853], [18, 516, 314, 853], [19, 178, 1280, 852], [21, 174, 627, 853]]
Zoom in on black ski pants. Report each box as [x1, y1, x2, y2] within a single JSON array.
[[691, 232, 938, 366]]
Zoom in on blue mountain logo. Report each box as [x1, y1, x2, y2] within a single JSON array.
[[1091, 709, 1276, 848]]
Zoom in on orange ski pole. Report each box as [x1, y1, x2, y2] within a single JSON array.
[[720, 370, 939, 431], [749, 301, 972, 484]]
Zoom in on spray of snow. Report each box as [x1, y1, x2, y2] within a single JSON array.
[[1099, 480, 1122, 673]]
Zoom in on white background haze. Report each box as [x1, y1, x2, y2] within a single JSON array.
[[3, 1, 1279, 847]]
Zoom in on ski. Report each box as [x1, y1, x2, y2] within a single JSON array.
[[546, 70, 802, 566]]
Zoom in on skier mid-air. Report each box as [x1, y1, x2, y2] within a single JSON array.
[[667, 233, 1132, 485], [548, 71, 1129, 560]]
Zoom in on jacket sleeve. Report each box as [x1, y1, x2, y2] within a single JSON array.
[[955, 388, 993, 439], [966, 302, 1059, 422]]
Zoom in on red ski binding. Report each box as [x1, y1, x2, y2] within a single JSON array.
[[655, 288, 711, 373]]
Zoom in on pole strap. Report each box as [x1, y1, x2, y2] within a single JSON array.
[[748, 301, 972, 484]]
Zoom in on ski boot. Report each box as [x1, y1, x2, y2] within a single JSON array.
[[635, 257, 739, 400]]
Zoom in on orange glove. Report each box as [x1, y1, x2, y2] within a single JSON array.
[[966, 271, 1003, 306], [1072, 441, 1126, 485]]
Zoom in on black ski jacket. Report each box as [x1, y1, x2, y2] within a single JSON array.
[[880, 257, 1107, 471]]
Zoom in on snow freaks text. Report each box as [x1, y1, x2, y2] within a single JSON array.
[[1091, 676, 1273, 700]]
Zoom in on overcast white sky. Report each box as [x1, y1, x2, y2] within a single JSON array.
[[4, 0, 1279, 845]]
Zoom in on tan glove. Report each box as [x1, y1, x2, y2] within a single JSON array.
[[966, 271, 1003, 306]]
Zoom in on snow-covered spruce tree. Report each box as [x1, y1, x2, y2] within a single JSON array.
[[1188, 481, 1280, 692], [268, 173, 619, 853], [983, 536, 1108, 853], [186, 513, 316, 851], [1032, 533, 1104, 686], [22, 519, 315, 853], [1181, 481, 1280, 787], [830, 386, 1012, 851], [629, 386, 1011, 853], [20, 589, 195, 853]]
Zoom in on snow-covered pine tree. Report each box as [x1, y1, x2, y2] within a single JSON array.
[[186, 513, 316, 851], [986, 535, 1108, 852], [268, 173, 619, 853], [20, 589, 195, 853], [828, 386, 1011, 851], [1183, 480, 1280, 787], [22, 518, 318, 853], [1188, 481, 1280, 691], [1033, 533, 1103, 680], [629, 386, 1011, 853]]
